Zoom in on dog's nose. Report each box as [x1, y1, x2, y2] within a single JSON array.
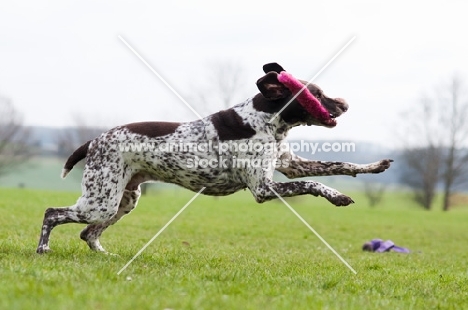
[[335, 98, 348, 112]]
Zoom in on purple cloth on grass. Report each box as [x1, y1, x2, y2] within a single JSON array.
[[362, 239, 410, 253]]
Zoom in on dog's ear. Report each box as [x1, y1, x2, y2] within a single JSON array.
[[263, 63, 285, 74], [256, 72, 290, 100]]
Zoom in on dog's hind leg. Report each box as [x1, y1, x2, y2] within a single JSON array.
[[36, 203, 89, 254], [80, 187, 141, 253], [36, 193, 125, 254], [36, 166, 129, 254]]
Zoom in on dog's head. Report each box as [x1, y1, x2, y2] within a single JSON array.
[[254, 63, 348, 128]]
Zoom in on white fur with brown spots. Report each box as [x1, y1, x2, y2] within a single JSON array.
[[36, 63, 392, 254]]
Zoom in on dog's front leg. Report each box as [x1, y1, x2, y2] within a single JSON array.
[[248, 178, 354, 207], [277, 153, 393, 178]]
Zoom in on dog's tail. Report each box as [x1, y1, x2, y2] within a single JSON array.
[[61, 140, 92, 179]]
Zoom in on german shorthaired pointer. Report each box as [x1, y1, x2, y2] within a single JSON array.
[[36, 63, 392, 254]]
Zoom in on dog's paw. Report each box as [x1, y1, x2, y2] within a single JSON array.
[[36, 245, 51, 254], [370, 159, 393, 174], [328, 194, 354, 207]]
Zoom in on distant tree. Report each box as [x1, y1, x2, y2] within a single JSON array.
[[398, 97, 442, 210], [438, 76, 468, 211], [191, 61, 250, 114], [0, 95, 31, 176], [362, 179, 386, 207], [400, 146, 441, 210], [209, 61, 247, 109], [398, 75, 468, 211]]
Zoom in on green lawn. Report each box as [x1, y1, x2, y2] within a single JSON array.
[[0, 188, 467, 309]]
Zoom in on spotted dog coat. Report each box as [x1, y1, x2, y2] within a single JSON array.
[[36, 63, 392, 254]]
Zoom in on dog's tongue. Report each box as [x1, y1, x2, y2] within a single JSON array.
[[277, 71, 334, 125]]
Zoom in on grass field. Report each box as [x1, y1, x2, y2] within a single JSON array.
[[0, 188, 467, 309]]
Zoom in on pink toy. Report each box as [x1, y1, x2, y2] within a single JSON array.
[[277, 71, 336, 126]]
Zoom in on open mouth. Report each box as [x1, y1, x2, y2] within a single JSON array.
[[324, 116, 337, 127], [306, 113, 337, 127], [319, 113, 337, 127]]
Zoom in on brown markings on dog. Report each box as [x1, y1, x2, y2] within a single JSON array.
[[252, 94, 309, 125], [252, 93, 284, 114], [211, 109, 256, 141], [124, 122, 181, 138]]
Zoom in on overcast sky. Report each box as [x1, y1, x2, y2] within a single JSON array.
[[1, 0, 467, 147]]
